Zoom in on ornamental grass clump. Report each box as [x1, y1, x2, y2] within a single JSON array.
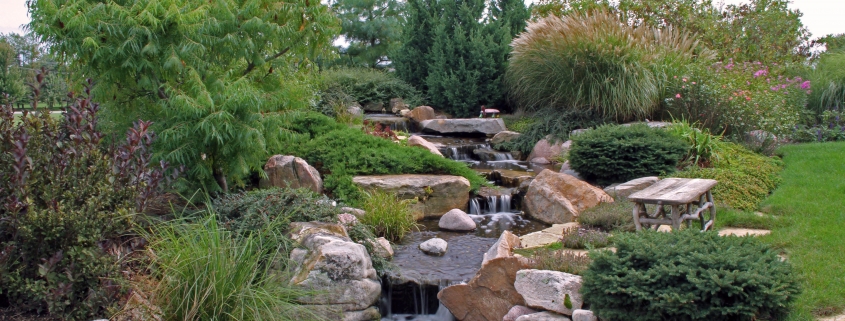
[[581, 230, 800, 321], [506, 11, 711, 121], [358, 190, 419, 242]]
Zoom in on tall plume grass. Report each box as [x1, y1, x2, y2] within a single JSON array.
[[142, 214, 317, 321], [506, 11, 712, 121]]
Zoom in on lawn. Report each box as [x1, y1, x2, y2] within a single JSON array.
[[759, 142, 845, 320]]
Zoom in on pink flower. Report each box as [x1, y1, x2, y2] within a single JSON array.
[[753, 69, 768, 78], [692, 82, 696, 85], [746, 96, 751, 101], [675, 94, 682, 99], [771, 86, 779, 91], [682, 78, 688, 82], [800, 81, 811, 90]]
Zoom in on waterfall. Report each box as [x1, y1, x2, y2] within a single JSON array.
[[469, 198, 481, 215], [381, 278, 458, 321]]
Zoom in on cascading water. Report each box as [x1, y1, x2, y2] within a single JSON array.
[[468, 194, 514, 215], [381, 279, 459, 321]]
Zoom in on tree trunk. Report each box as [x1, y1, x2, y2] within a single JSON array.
[[214, 167, 228, 193]]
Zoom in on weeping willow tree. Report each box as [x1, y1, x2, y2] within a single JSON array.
[[28, 0, 340, 192], [506, 11, 712, 121]]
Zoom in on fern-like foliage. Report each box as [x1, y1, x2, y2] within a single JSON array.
[[29, 0, 341, 192]]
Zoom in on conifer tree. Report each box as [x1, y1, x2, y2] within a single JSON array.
[[393, 0, 528, 117], [29, 0, 339, 192], [332, 0, 404, 68]]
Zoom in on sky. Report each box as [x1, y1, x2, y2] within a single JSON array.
[[1, 0, 844, 38]]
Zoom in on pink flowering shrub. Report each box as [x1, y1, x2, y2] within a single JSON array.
[[662, 61, 807, 137]]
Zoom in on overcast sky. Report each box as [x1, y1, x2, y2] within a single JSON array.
[[1, 0, 843, 39]]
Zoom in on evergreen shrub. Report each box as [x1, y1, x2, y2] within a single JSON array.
[[582, 230, 800, 321], [281, 113, 486, 205], [495, 108, 606, 154], [568, 124, 687, 185], [318, 68, 423, 115]]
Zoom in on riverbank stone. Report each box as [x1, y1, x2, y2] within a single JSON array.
[[260, 155, 323, 193], [438, 257, 528, 321], [352, 174, 470, 220], [408, 135, 444, 157], [523, 170, 613, 224], [515, 269, 583, 315]]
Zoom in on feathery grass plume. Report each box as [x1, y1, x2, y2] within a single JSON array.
[[506, 11, 712, 122], [143, 214, 316, 321]]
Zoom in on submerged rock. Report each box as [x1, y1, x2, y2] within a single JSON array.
[[523, 170, 613, 224], [419, 238, 448, 256], [438, 209, 476, 231]]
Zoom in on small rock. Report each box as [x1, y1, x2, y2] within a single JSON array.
[[519, 231, 561, 249], [408, 135, 444, 157], [542, 222, 580, 236], [516, 311, 572, 321], [482, 230, 521, 265], [346, 103, 363, 118], [363, 101, 384, 112], [572, 309, 597, 321], [515, 269, 584, 315], [491, 130, 522, 145], [260, 155, 323, 193], [371, 237, 394, 259], [399, 108, 412, 117], [531, 157, 551, 164], [503, 306, 538, 321], [344, 306, 381, 321], [419, 238, 448, 256], [718, 228, 771, 237], [438, 209, 477, 231], [340, 207, 366, 218], [337, 213, 358, 226]]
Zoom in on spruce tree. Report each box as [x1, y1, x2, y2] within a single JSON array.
[[332, 0, 404, 68], [393, 0, 528, 117]]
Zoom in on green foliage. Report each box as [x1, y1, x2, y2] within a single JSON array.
[[358, 190, 418, 242], [494, 108, 606, 154], [560, 227, 611, 249], [817, 33, 845, 53], [394, 0, 528, 117], [568, 124, 688, 185], [317, 68, 423, 115], [578, 200, 635, 233], [331, 0, 404, 68], [532, 0, 810, 64], [791, 109, 845, 143], [582, 230, 800, 321], [29, 0, 340, 192], [0, 33, 70, 108], [666, 120, 723, 166], [507, 11, 710, 121], [662, 61, 807, 138], [0, 86, 170, 319], [143, 214, 314, 321], [806, 52, 845, 116], [527, 247, 592, 275], [674, 142, 782, 211], [281, 113, 487, 204]]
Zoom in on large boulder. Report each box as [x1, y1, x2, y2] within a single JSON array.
[[260, 155, 323, 193], [523, 170, 613, 224], [419, 119, 507, 136], [390, 98, 407, 114], [439, 209, 476, 231], [363, 101, 385, 112], [288, 222, 381, 316], [514, 269, 584, 315], [438, 257, 528, 321], [347, 102, 364, 118], [408, 106, 436, 123], [603, 176, 659, 199], [482, 230, 521, 265], [352, 175, 471, 220], [527, 139, 571, 163], [408, 135, 444, 157], [491, 131, 521, 145]]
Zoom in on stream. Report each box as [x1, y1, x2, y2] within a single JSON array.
[[364, 115, 559, 321]]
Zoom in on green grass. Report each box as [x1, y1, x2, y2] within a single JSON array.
[[759, 142, 845, 320]]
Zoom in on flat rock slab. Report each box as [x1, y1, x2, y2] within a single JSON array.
[[419, 118, 507, 135], [519, 231, 561, 249], [718, 228, 771, 237], [352, 174, 470, 220], [516, 312, 571, 321]]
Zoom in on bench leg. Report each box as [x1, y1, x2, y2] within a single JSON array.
[[704, 190, 716, 231], [671, 205, 681, 230], [633, 202, 644, 231]]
